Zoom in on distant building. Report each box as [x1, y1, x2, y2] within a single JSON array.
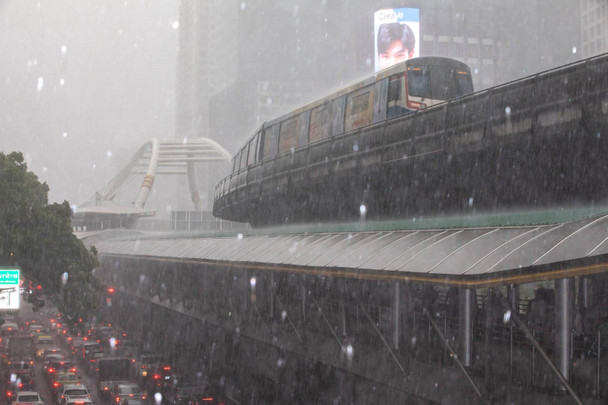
[[178, 0, 582, 157], [580, 0, 608, 57]]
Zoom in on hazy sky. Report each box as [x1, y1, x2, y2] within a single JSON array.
[[0, 0, 178, 204]]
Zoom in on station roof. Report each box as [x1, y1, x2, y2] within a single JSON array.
[[86, 208, 608, 287]]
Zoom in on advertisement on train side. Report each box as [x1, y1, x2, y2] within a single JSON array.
[[374, 8, 420, 72]]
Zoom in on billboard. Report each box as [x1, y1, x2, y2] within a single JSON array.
[[374, 8, 420, 72], [0, 268, 19, 310]]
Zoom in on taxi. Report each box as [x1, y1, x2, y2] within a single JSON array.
[[49, 372, 80, 398]]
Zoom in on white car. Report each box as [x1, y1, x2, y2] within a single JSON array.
[[57, 384, 91, 405], [13, 391, 43, 405]]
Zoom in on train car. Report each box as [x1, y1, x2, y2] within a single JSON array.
[[213, 57, 473, 226], [214, 53, 608, 227]]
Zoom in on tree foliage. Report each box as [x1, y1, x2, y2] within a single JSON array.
[[0, 151, 98, 317]]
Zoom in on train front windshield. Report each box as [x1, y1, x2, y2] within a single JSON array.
[[407, 63, 473, 101]]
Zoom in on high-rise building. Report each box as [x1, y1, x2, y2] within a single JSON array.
[[178, 0, 582, 156], [580, 0, 608, 57], [175, 0, 238, 141]]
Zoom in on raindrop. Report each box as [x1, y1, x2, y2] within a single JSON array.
[[92, 164, 96, 169], [250, 277, 256, 289], [62, 132, 68, 138], [240, 2, 246, 10], [359, 204, 367, 217], [505, 106, 511, 115], [281, 310, 287, 322], [172, 21, 179, 29], [237, 233, 243, 240], [346, 344, 354, 361], [61, 272, 69, 285], [61, 45, 67, 56], [42, 167, 47, 173], [468, 197, 474, 207], [118, 28, 124, 35], [110, 337, 116, 349], [106, 150, 113, 158], [474, 68, 479, 74], [59, 78, 65, 86], [266, 97, 272, 105], [37, 77, 44, 93], [139, 274, 146, 285], [352, 143, 359, 152], [277, 358, 286, 367], [154, 393, 162, 405], [10, 374, 16, 384], [503, 310, 512, 324], [572, 46, 577, 54]]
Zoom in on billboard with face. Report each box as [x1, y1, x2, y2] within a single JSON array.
[[374, 8, 420, 72]]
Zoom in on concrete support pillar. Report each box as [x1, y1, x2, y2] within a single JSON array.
[[392, 282, 401, 350], [555, 277, 574, 386], [339, 279, 347, 337], [507, 284, 520, 314], [579, 276, 592, 309], [459, 287, 475, 367]]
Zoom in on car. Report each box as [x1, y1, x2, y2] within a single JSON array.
[[57, 383, 91, 405], [43, 353, 64, 372], [110, 383, 146, 405], [170, 382, 220, 405], [35, 335, 55, 358], [28, 325, 46, 337], [60, 399, 93, 405], [13, 391, 43, 405], [87, 352, 105, 375], [81, 342, 102, 363], [47, 359, 77, 382], [50, 372, 80, 398], [134, 354, 163, 381], [144, 363, 175, 390]]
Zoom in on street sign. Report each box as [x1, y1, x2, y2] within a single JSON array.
[[0, 268, 20, 310]]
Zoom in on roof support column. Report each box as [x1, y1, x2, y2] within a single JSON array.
[[579, 276, 592, 309], [459, 287, 475, 367], [555, 277, 574, 388], [392, 281, 401, 350], [507, 284, 520, 314]]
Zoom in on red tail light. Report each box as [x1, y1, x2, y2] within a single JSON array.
[[163, 366, 171, 371], [53, 382, 61, 387], [202, 397, 214, 401], [18, 383, 23, 388], [115, 396, 120, 403], [7, 391, 13, 397], [153, 374, 161, 380]]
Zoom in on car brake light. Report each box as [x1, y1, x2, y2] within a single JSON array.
[[18, 383, 23, 388], [202, 397, 214, 401], [153, 374, 161, 380], [163, 366, 171, 371], [115, 397, 120, 403], [53, 382, 60, 387]]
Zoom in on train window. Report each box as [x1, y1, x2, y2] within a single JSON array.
[[247, 134, 258, 165], [309, 105, 330, 143], [387, 74, 409, 118], [240, 143, 249, 169], [279, 117, 300, 154], [263, 124, 279, 159], [344, 86, 373, 131], [407, 67, 431, 99], [388, 76, 401, 103], [232, 151, 241, 172]]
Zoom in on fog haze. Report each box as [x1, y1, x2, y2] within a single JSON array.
[[0, 0, 178, 204]]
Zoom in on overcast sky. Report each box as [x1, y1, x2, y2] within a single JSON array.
[[0, 0, 178, 204]]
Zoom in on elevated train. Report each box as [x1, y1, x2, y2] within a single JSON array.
[[213, 54, 608, 226]]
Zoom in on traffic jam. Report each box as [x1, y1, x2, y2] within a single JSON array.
[[0, 305, 223, 405]]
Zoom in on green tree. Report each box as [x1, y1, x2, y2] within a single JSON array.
[[0, 151, 98, 317]]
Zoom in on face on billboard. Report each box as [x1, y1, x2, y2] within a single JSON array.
[[374, 8, 420, 72]]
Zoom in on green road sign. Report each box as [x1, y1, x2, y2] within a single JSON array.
[[0, 268, 20, 310]]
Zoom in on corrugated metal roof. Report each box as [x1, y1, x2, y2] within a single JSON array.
[[90, 214, 608, 286]]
